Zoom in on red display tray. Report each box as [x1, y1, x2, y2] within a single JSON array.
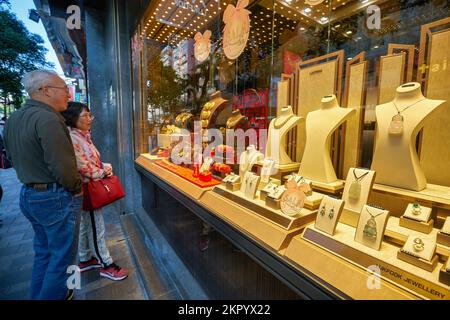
[[154, 160, 221, 188]]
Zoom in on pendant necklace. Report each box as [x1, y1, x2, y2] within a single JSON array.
[[389, 98, 426, 136], [348, 169, 369, 202], [363, 207, 385, 242], [273, 115, 294, 129]]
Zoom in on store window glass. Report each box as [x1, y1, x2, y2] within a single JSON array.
[[132, 0, 450, 186]]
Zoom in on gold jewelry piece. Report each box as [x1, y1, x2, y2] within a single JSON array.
[[226, 112, 245, 129], [413, 238, 425, 252]]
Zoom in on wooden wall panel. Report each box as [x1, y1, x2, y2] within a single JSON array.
[[296, 60, 338, 162], [420, 29, 450, 186], [378, 53, 406, 104], [342, 61, 367, 177]]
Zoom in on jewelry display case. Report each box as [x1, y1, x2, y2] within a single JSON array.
[[132, 0, 450, 300]]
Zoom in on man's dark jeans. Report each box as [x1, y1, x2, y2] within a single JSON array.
[[19, 184, 82, 300]]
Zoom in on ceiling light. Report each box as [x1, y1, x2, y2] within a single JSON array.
[[304, 8, 311, 13], [346, 30, 352, 35]]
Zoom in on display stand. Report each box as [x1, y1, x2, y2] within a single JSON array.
[[310, 179, 345, 194], [369, 183, 450, 219], [199, 186, 316, 251], [141, 152, 168, 161], [135, 156, 216, 200], [285, 223, 450, 300], [381, 216, 450, 257], [266, 196, 282, 210], [200, 91, 231, 129], [340, 168, 376, 226], [371, 83, 446, 191], [439, 259, 450, 286], [225, 181, 240, 192], [298, 95, 355, 183], [397, 250, 438, 272], [211, 185, 316, 230], [265, 106, 303, 166], [255, 161, 300, 181], [437, 232, 450, 247], [437, 216, 450, 247], [157, 133, 189, 148], [399, 216, 434, 234], [259, 177, 322, 210]]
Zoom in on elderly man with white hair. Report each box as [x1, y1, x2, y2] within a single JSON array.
[[3, 70, 83, 300]]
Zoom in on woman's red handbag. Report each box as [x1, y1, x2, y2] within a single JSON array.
[[82, 175, 126, 211]]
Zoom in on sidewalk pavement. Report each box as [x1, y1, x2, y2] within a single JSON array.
[[0, 168, 145, 300]]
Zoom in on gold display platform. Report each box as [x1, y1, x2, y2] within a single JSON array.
[[140, 153, 167, 161], [339, 210, 450, 257], [199, 185, 316, 251], [311, 179, 345, 195], [135, 155, 213, 200], [285, 223, 450, 300], [370, 183, 450, 220], [255, 161, 300, 180]]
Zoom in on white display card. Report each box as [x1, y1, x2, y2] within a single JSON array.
[[355, 205, 390, 251], [402, 203, 432, 223], [342, 168, 375, 213], [401, 235, 436, 262], [314, 196, 345, 236], [441, 217, 450, 236]]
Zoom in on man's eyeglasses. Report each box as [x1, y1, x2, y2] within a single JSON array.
[[39, 85, 70, 94]]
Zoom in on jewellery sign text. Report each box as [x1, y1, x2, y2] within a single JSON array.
[[375, 264, 447, 300]]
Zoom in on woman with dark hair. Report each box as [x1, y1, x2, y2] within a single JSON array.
[[61, 102, 128, 281]]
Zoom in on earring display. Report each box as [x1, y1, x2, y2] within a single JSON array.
[[400, 235, 437, 263], [268, 185, 286, 200], [261, 181, 278, 194], [240, 171, 260, 199], [355, 205, 389, 251], [315, 195, 345, 235]]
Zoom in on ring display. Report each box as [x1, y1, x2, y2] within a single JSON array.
[[412, 203, 422, 215], [413, 238, 425, 252]]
